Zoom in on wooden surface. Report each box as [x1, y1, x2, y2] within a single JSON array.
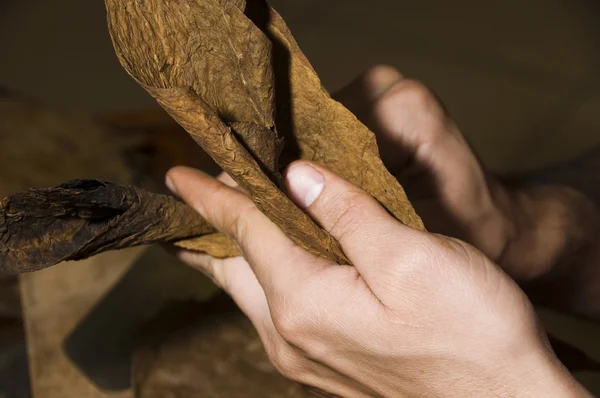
[[0, 90, 221, 397], [0, 92, 142, 398], [21, 251, 140, 398], [20, 244, 219, 398]]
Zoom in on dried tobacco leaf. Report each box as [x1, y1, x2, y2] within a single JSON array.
[[3, 0, 425, 271], [0, 179, 239, 274], [105, 0, 424, 266], [174, 233, 241, 259], [0, 92, 240, 273]]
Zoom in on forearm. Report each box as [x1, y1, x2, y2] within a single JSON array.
[[499, 147, 600, 319]]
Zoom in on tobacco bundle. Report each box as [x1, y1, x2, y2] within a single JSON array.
[[0, 0, 424, 273], [0, 179, 239, 274], [104, 0, 424, 264]]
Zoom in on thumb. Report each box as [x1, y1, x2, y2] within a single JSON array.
[[284, 161, 422, 267]]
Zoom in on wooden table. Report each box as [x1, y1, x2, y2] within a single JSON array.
[[0, 94, 221, 397], [21, 242, 219, 398], [21, 250, 139, 398]]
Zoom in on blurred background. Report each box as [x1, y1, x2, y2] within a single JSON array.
[[1, 0, 599, 396]]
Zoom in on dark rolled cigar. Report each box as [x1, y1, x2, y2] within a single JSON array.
[[0, 179, 226, 274]]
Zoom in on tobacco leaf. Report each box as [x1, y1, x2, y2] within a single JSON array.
[[174, 233, 241, 259], [133, 295, 332, 398], [105, 0, 424, 266], [265, 7, 424, 231], [0, 89, 149, 319], [2, 1, 425, 269], [0, 91, 240, 273], [0, 179, 239, 274]]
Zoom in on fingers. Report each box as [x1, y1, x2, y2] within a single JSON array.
[[216, 171, 237, 187], [217, 170, 253, 195], [166, 166, 326, 297], [174, 249, 312, 382], [333, 65, 403, 117], [284, 161, 422, 269], [176, 250, 271, 323], [336, 65, 465, 177], [373, 79, 501, 233], [374, 78, 454, 147]]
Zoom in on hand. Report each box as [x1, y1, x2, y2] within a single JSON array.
[[166, 164, 587, 397], [334, 65, 599, 288]]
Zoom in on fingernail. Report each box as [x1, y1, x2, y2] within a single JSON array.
[[286, 163, 324, 208], [165, 175, 178, 195]]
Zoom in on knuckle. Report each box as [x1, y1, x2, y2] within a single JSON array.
[[363, 64, 403, 84], [439, 235, 478, 262], [385, 79, 436, 110], [375, 79, 450, 141], [202, 256, 225, 288], [398, 234, 480, 275], [227, 202, 261, 246], [302, 340, 332, 363], [271, 282, 322, 344], [272, 301, 311, 343], [266, 344, 304, 380], [387, 233, 441, 273], [324, 189, 366, 241]]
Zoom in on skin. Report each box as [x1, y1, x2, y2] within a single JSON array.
[[166, 65, 597, 397], [334, 66, 600, 320]]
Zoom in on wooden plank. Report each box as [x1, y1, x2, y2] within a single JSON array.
[[0, 92, 143, 397], [20, 250, 140, 398], [0, 92, 217, 396]]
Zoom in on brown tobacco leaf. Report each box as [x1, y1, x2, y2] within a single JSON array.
[[0, 179, 239, 274], [266, 8, 424, 231], [134, 296, 331, 398], [174, 233, 241, 258], [105, 0, 424, 265]]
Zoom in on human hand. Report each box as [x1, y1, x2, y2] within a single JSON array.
[[166, 163, 588, 397], [334, 65, 600, 288]]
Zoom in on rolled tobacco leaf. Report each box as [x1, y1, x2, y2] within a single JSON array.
[[5, 0, 425, 272], [0, 179, 239, 274], [105, 0, 424, 266]]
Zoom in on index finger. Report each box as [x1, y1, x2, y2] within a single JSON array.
[[166, 166, 330, 296]]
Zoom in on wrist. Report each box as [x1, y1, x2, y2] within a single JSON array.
[[500, 347, 592, 398], [442, 331, 590, 398], [469, 322, 592, 398]]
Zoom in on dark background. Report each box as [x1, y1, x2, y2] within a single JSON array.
[[1, 0, 599, 395]]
